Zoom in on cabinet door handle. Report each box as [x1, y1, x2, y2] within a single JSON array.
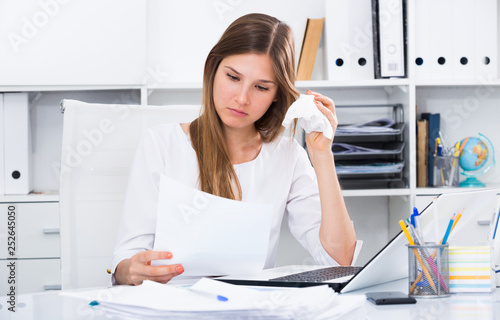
[[43, 284, 62, 291], [42, 228, 60, 234], [477, 220, 490, 226]]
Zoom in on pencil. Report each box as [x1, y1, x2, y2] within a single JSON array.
[[450, 208, 464, 233], [409, 210, 463, 294], [399, 220, 438, 293]]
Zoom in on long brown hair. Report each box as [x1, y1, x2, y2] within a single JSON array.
[[189, 13, 300, 200]]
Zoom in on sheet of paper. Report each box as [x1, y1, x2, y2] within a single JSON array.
[[152, 175, 272, 276]]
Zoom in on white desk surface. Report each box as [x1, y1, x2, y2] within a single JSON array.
[[1, 266, 499, 319]]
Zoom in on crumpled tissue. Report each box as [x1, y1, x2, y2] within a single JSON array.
[[282, 94, 333, 139]]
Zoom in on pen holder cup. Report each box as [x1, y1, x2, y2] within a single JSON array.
[[433, 155, 459, 187], [407, 243, 450, 298]]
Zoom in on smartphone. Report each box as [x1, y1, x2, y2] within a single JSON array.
[[366, 291, 416, 305]]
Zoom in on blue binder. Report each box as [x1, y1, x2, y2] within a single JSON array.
[[421, 113, 440, 186]]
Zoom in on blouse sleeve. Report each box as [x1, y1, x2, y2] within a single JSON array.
[[111, 129, 165, 277], [285, 143, 362, 266]]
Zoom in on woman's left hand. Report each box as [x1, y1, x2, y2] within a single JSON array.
[[304, 90, 337, 153]]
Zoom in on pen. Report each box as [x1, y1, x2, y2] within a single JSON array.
[[190, 287, 229, 302], [410, 210, 463, 294], [450, 209, 463, 234], [412, 207, 424, 242], [399, 220, 437, 293], [408, 224, 448, 292], [436, 137, 443, 156], [493, 207, 500, 240], [438, 131, 448, 155], [459, 137, 469, 156], [448, 141, 461, 185], [441, 213, 456, 245]]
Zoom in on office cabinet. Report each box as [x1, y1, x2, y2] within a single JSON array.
[[0, 259, 61, 294], [0, 202, 59, 259], [0, 202, 61, 293]]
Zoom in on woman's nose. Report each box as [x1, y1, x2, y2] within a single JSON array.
[[236, 86, 250, 105]]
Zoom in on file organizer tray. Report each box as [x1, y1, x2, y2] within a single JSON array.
[[339, 178, 407, 189], [332, 142, 405, 160], [334, 104, 405, 143], [331, 103, 406, 189], [336, 161, 405, 189], [335, 161, 404, 180]]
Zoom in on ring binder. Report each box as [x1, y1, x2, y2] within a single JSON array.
[[325, 0, 375, 80], [372, 0, 407, 78], [3, 92, 33, 195]]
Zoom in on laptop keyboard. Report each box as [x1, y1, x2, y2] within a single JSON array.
[[270, 266, 363, 283]]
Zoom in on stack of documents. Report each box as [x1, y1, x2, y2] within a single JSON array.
[[332, 110, 406, 189], [63, 278, 365, 319], [449, 246, 493, 293], [336, 118, 400, 135], [336, 161, 404, 175]]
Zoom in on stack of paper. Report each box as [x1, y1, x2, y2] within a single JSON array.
[[63, 278, 365, 319], [336, 118, 399, 135], [449, 246, 493, 293]]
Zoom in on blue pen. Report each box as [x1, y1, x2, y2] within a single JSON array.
[[190, 287, 229, 302], [412, 207, 424, 242], [493, 207, 500, 240], [441, 214, 456, 245]]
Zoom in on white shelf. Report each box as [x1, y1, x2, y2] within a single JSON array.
[[148, 82, 203, 90], [415, 186, 500, 196], [0, 193, 59, 203], [342, 188, 410, 197], [141, 79, 411, 91], [414, 79, 500, 87], [0, 85, 144, 92], [296, 79, 410, 88]]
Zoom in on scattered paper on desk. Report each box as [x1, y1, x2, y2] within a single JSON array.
[[282, 94, 333, 139], [152, 175, 272, 276], [449, 246, 493, 293], [62, 278, 365, 319]]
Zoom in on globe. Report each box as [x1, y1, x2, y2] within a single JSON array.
[[458, 133, 496, 187]]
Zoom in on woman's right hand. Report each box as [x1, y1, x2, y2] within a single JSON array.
[[115, 250, 184, 285]]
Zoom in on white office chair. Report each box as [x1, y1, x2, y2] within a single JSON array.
[[59, 99, 201, 289]]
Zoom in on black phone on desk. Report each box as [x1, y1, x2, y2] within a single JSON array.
[[366, 291, 416, 305]]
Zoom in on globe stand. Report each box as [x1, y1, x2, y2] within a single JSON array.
[[459, 176, 486, 188]]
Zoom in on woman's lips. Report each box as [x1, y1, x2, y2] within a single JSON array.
[[229, 108, 247, 117]]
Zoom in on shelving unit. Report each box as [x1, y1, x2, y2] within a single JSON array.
[[1, 0, 499, 292]]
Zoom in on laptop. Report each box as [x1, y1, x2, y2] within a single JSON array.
[[217, 189, 499, 293]]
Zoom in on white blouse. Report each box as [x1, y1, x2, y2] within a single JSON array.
[[112, 123, 361, 276]]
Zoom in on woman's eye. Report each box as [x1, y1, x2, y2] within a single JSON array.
[[227, 73, 239, 81], [256, 85, 269, 91]]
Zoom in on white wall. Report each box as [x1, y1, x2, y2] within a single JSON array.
[[146, 0, 327, 85], [0, 0, 147, 85]]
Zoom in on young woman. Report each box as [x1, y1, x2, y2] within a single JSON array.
[[112, 13, 359, 285]]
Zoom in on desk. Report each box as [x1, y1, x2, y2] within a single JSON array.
[[1, 278, 499, 319]]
